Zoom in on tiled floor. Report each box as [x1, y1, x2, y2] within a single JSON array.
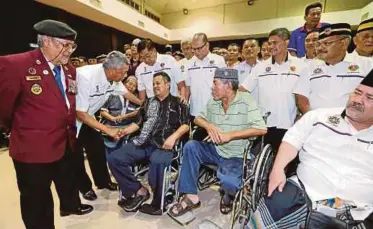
[[0, 147, 237, 229]]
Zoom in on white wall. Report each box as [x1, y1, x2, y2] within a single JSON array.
[[360, 1, 373, 21]]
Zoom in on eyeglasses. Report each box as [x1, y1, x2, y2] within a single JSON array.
[[315, 37, 346, 48], [54, 38, 77, 52], [192, 42, 207, 52]]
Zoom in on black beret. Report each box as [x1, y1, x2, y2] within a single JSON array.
[[33, 19, 77, 41], [318, 23, 351, 40], [357, 18, 373, 33], [361, 68, 373, 88]]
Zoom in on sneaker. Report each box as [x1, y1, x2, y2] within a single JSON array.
[[122, 192, 150, 212]]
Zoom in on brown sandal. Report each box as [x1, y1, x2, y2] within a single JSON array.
[[169, 196, 201, 217]]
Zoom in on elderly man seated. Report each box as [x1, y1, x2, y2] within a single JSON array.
[[107, 71, 189, 215], [247, 69, 373, 229], [169, 68, 267, 217]]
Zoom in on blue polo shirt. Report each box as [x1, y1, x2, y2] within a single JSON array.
[[288, 22, 328, 58]]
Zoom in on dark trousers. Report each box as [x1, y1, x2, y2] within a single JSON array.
[[75, 124, 112, 193], [107, 142, 173, 207], [13, 150, 81, 229]]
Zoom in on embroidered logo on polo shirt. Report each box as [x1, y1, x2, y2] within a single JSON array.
[[290, 66, 296, 72], [265, 66, 271, 72], [313, 68, 323, 74], [160, 63, 165, 68], [327, 115, 340, 126], [209, 60, 215, 65], [240, 70, 245, 74], [181, 65, 185, 72], [96, 85, 100, 93], [348, 64, 359, 72]]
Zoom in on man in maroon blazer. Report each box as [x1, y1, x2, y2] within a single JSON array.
[[0, 19, 93, 229]]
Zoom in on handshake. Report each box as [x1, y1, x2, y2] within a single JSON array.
[[104, 126, 128, 141]]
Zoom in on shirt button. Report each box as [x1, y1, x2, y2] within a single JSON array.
[[67, 126, 70, 130]]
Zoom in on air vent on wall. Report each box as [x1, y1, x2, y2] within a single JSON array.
[[89, 0, 102, 8], [138, 20, 145, 28]]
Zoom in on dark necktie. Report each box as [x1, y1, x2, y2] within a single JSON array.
[[53, 66, 66, 100]]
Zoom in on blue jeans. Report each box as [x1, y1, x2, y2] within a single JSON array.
[[107, 142, 173, 207], [178, 140, 243, 196]]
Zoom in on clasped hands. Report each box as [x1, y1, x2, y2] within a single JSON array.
[[205, 124, 231, 144]]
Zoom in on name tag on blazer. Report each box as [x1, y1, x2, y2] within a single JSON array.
[[25, 75, 42, 81]]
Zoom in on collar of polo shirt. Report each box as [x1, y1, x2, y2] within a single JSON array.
[[271, 52, 289, 64]]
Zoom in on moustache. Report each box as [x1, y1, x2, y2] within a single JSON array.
[[348, 102, 364, 112]]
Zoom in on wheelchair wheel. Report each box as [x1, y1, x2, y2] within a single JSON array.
[[230, 185, 252, 229], [251, 144, 274, 210]]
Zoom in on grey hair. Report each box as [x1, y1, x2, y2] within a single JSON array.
[[37, 35, 45, 47], [180, 38, 192, 46], [269, 28, 291, 41], [221, 79, 239, 91], [102, 51, 129, 69], [340, 34, 352, 44]]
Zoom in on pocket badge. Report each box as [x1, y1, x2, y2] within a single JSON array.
[[31, 84, 43, 95]]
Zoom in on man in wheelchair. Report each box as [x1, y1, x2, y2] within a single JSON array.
[[247, 70, 373, 229], [107, 71, 189, 215], [169, 68, 267, 217]]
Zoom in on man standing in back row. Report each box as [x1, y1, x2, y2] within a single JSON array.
[[0, 19, 93, 229]]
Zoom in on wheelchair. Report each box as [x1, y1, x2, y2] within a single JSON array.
[[111, 137, 184, 215], [230, 143, 274, 229], [229, 148, 368, 229]]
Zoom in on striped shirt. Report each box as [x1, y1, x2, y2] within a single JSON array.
[[198, 92, 266, 158]]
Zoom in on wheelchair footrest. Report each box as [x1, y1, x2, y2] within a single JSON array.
[[168, 207, 196, 226]]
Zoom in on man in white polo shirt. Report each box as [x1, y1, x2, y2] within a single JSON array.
[[235, 39, 260, 101], [75, 51, 141, 201], [240, 28, 306, 154], [178, 38, 194, 79], [136, 38, 186, 101], [247, 69, 373, 229], [294, 23, 373, 115], [186, 33, 226, 122]]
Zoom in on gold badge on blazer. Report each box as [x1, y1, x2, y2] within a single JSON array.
[[31, 84, 43, 95], [28, 68, 36, 75]]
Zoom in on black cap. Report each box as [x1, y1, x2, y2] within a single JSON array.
[[33, 19, 77, 41], [165, 44, 172, 53], [318, 23, 351, 40], [173, 51, 184, 58], [357, 18, 373, 34], [361, 69, 373, 87]]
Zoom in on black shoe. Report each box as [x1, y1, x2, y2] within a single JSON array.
[[82, 190, 97, 201], [60, 204, 94, 217], [97, 182, 118, 191], [122, 192, 150, 212], [117, 197, 129, 207], [139, 203, 165, 215]]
